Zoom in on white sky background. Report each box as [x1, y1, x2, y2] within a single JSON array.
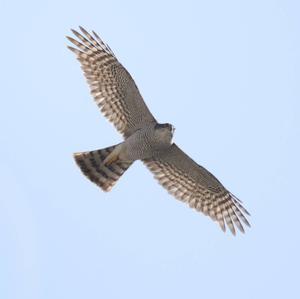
[[0, 0, 299, 298]]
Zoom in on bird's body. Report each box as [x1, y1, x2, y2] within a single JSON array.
[[67, 27, 250, 235], [116, 123, 174, 162]]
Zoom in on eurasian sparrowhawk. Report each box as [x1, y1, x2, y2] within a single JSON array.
[[67, 27, 250, 235]]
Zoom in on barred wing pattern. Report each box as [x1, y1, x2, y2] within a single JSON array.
[[67, 27, 156, 138], [143, 144, 250, 235]]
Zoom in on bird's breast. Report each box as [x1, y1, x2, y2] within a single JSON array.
[[120, 126, 169, 161]]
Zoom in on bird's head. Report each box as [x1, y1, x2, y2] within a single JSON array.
[[154, 123, 175, 144]]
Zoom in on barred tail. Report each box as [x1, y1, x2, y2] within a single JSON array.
[[74, 145, 133, 192]]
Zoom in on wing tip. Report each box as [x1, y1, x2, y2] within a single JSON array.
[[79, 25, 88, 36], [66, 45, 80, 55]]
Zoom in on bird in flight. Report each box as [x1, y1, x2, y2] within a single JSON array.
[[67, 27, 250, 235]]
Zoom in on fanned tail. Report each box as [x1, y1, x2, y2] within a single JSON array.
[[74, 145, 132, 191]]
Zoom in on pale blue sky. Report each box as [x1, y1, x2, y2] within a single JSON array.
[[0, 0, 299, 298]]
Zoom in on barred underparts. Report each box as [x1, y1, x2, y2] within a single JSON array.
[[67, 27, 251, 235]]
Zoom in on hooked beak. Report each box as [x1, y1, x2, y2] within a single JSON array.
[[171, 125, 176, 135]]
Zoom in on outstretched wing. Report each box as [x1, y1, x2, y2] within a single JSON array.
[[67, 27, 156, 138], [143, 144, 250, 235]]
